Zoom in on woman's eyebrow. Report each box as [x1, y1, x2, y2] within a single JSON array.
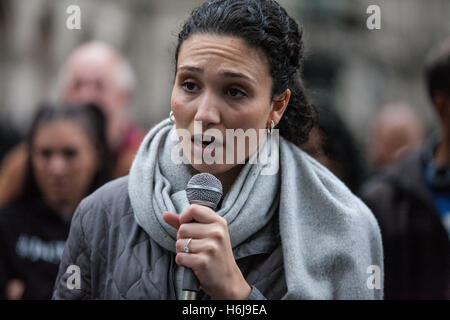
[[178, 65, 203, 73], [178, 65, 255, 84], [220, 71, 255, 84]]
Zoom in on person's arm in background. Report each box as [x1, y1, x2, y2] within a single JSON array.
[[359, 176, 399, 300], [0, 219, 11, 300], [0, 144, 27, 207], [52, 199, 93, 300], [0, 209, 25, 300]]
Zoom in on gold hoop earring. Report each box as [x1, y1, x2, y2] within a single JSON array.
[[169, 110, 175, 124]]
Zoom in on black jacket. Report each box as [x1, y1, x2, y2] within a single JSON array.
[[0, 197, 70, 299], [360, 145, 450, 299]]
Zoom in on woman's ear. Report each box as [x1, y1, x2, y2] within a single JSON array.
[[269, 89, 291, 126]]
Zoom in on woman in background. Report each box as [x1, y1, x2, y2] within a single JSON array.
[[0, 104, 111, 299]]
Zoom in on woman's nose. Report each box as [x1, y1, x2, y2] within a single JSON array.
[[194, 91, 221, 127], [48, 155, 68, 175]]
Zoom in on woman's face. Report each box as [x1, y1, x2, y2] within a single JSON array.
[[31, 120, 99, 212], [171, 34, 288, 176]]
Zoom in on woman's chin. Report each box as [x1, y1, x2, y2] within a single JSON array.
[[190, 162, 236, 177]]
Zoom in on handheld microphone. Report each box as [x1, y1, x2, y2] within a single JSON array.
[[181, 173, 223, 300]]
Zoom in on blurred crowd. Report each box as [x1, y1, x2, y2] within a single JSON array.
[[0, 41, 145, 299], [0, 37, 449, 300]]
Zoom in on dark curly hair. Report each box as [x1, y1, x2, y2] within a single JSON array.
[[174, 0, 315, 145]]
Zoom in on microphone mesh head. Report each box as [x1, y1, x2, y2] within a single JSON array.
[[186, 173, 223, 210]]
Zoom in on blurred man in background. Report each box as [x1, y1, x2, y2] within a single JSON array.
[[59, 41, 145, 177], [0, 41, 145, 207], [360, 39, 450, 299], [368, 102, 424, 170]]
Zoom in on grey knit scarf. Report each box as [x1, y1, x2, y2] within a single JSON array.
[[129, 119, 384, 299]]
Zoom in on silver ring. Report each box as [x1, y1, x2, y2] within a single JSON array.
[[184, 238, 192, 253]]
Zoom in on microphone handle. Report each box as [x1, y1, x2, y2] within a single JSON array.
[[182, 267, 199, 300], [181, 201, 218, 300]]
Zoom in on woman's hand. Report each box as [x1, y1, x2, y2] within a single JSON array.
[[163, 204, 251, 300], [6, 279, 25, 300]]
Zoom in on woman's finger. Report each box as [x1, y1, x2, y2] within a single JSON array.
[[175, 238, 218, 254], [6, 279, 25, 300], [176, 238, 198, 254], [179, 204, 225, 225], [162, 211, 181, 230], [175, 252, 209, 271], [177, 221, 224, 240]]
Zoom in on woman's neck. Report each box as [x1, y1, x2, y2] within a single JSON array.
[[46, 198, 77, 222], [215, 164, 244, 196]]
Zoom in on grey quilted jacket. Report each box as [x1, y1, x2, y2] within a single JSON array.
[[52, 176, 285, 300]]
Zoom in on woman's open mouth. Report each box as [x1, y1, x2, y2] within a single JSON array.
[[191, 135, 223, 159], [192, 135, 217, 148]]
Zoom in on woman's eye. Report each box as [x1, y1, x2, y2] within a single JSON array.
[[182, 81, 198, 92], [40, 149, 52, 159], [63, 148, 78, 159], [227, 88, 246, 98]]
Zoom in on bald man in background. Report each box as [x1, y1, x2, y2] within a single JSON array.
[[368, 102, 424, 169], [0, 41, 145, 206]]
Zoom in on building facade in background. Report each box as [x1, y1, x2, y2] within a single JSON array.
[[0, 0, 449, 148]]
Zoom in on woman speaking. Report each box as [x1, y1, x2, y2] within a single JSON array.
[[53, 0, 383, 300]]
